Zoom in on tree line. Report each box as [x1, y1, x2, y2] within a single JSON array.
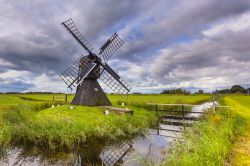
[[215, 85, 250, 94], [161, 88, 191, 94]]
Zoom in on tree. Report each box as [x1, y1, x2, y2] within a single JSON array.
[[132, 92, 142, 95], [198, 89, 204, 94], [230, 85, 247, 94], [161, 88, 190, 94], [216, 85, 248, 94]]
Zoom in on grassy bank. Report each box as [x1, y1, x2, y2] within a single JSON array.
[[224, 96, 250, 165], [0, 102, 156, 151], [162, 95, 250, 165], [163, 106, 243, 165]]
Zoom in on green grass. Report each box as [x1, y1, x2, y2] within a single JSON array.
[[16, 94, 212, 107], [162, 95, 250, 166], [17, 93, 70, 102], [163, 106, 242, 166], [0, 102, 156, 151], [0, 94, 33, 105], [223, 96, 250, 165], [109, 94, 211, 106]]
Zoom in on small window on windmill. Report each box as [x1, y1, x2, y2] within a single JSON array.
[[94, 88, 98, 92]]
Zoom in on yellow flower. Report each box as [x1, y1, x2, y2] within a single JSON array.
[[211, 114, 221, 124]]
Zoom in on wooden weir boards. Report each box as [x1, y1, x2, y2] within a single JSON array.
[[149, 102, 230, 138], [147, 103, 230, 112], [147, 103, 207, 114]]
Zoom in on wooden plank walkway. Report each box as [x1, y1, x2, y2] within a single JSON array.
[[99, 106, 133, 115]]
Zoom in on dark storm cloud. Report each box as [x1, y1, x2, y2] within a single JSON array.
[[119, 0, 250, 61], [0, 0, 169, 75], [0, 0, 74, 74]]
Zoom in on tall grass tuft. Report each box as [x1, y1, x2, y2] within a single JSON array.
[[163, 108, 245, 166]]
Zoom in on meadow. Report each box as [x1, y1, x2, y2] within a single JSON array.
[[0, 94, 33, 105], [14, 93, 212, 105]]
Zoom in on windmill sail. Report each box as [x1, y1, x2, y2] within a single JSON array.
[[62, 18, 94, 53], [96, 66, 131, 94], [98, 33, 124, 62]]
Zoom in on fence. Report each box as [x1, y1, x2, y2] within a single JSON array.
[[52, 94, 72, 102], [147, 102, 221, 138]]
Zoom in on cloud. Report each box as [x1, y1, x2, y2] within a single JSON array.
[[145, 13, 250, 90], [118, 0, 250, 61], [26, 73, 66, 92], [0, 70, 33, 92], [202, 12, 250, 37], [0, 58, 15, 68], [0, 69, 66, 92], [0, 0, 250, 92]]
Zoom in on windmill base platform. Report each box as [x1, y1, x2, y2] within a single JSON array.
[[71, 79, 112, 106]]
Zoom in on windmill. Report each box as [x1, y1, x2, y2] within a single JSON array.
[[59, 18, 131, 106]]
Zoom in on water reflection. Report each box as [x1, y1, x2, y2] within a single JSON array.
[[100, 142, 133, 166], [0, 135, 173, 166]]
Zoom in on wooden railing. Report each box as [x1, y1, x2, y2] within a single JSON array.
[[147, 102, 227, 138]]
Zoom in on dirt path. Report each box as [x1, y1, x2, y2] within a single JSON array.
[[224, 97, 250, 165]]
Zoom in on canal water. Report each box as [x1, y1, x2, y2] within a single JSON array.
[[0, 102, 216, 166]]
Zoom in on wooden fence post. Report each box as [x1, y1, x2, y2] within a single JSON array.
[[65, 94, 68, 102], [156, 104, 160, 135], [182, 105, 186, 130]]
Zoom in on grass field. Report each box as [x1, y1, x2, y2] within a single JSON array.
[[224, 96, 250, 165], [13, 93, 212, 105], [108, 94, 212, 106], [0, 94, 33, 105]]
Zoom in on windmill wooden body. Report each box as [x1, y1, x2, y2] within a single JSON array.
[[59, 18, 131, 106]]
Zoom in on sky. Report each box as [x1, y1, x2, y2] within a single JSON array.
[[0, 0, 250, 93]]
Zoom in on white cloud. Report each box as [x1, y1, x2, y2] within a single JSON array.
[[26, 73, 67, 92], [0, 58, 16, 68], [0, 69, 31, 81], [203, 12, 250, 37]]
